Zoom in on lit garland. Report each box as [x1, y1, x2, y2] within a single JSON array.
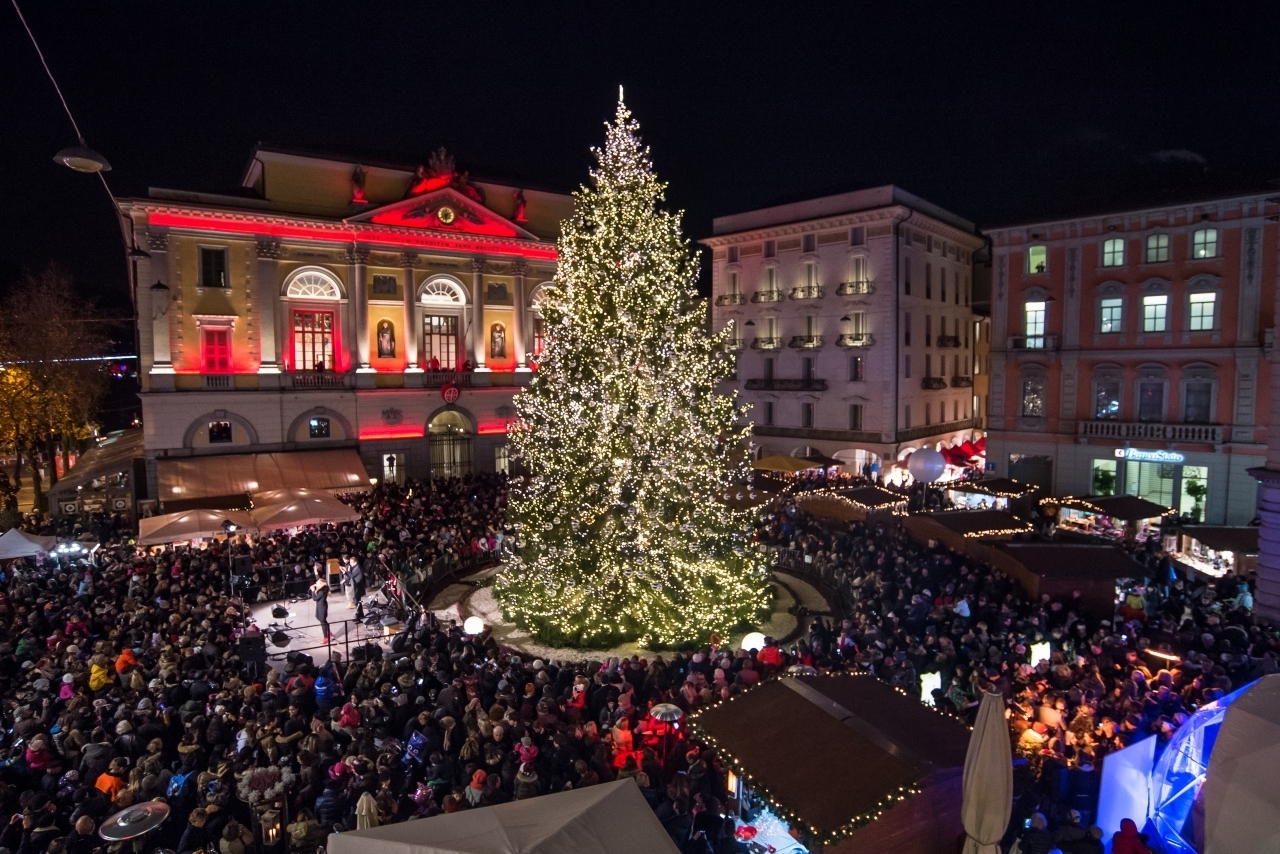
[[917, 510, 1033, 539], [493, 98, 770, 648], [946, 478, 1032, 498], [686, 672, 972, 847], [797, 486, 908, 516], [1040, 495, 1177, 517]]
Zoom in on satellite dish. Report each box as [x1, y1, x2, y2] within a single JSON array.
[[906, 448, 947, 484]]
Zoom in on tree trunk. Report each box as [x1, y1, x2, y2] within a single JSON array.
[[61, 434, 71, 476], [46, 435, 59, 488], [11, 435, 22, 493], [30, 441, 45, 512]]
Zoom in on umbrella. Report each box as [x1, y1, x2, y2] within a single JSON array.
[[961, 691, 1012, 854], [251, 494, 360, 530], [752, 455, 818, 474], [649, 703, 685, 722], [137, 510, 258, 545]]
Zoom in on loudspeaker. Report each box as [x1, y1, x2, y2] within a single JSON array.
[[238, 633, 267, 665]]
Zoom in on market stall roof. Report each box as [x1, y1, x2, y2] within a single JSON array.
[[47, 429, 144, 501], [797, 485, 908, 522], [157, 449, 370, 508], [326, 778, 678, 854], [993, 542, 1146, 582], [1180, 526, 1259, 555], [250, 493, 360, 530], [0, 528, 58, 559], [919, 510, 1032, 539], [1046, 494, 1174, 521], [801, 450, 843, 468], [837, 485, 909, 509], [691, 674, 971, 839], [943, 477, 1036, 498], [753, 455, 821, 474], [137, 509, 259, 545]]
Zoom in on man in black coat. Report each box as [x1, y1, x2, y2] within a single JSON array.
[[312, 573, 331, 644]]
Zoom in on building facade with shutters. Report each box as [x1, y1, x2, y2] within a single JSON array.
[[121, 145, 571, 503], [985, 192, 1279, 524], [704, 186, 985, 478]]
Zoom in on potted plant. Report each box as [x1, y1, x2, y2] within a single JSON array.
[[1184, 478, 1207, 522]]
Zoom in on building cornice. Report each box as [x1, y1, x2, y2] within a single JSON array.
[[984, 192, 1280, 243], [702, 205, 983, 251]]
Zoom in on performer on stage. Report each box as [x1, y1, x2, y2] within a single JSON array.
[[311, 571, 331, 644]]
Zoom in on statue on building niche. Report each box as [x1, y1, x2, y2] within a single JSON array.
[[350, 165, 368, 205], [377, 320, 396, 358], [513, 189, 528, 222], [490, 323, 506, 360]]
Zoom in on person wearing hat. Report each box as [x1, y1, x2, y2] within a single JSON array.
[[513, 763, 539, 800]]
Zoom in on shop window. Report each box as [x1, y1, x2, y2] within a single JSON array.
[[1124, 460, 1174, 509], [199, 247, 228, 288], [308, 417, 331, 439], [1188, 292, 1216, 331], [201, 327, 231, 373], [293, 311, 334, 371], [849, 355, 864, 381], [1138, 381, 1165, 422], [1021, 376, 1045, 417], [1094, 378, 1121, 419], [495, 445, 510, 475], [1028, 245, 1047, 274], [208, 421, 233, 443], [1142, 295, 1168, 332], [1180, 466, 1209, 520], [1100, 298, 1123, 333], [1092, 459, 1117, 495], [1102, 238, 1125, 267], [1184, 381, 1213, 423], [1192, 228, 1218, 259], [1024, 301, 1046, 348], [382, 453, 406, 486], [849, 404, 863, 431]]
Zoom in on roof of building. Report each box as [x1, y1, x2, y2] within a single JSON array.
[[690, 674, 971, 838], [984, 187, 1279, 234], [710, 184, 977, 238], [993, 542, 1146, 581]]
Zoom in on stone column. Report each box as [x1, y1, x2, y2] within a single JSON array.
[[402, 253, 422, 372], [513, 259, 530, 372], [471, 258, 489, 371], [255, 240, 283, 387], [144, 232, 175, 391], [352, 247, 373, 373], [1249, 230, 1280, 623]]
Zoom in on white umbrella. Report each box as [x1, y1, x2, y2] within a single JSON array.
[[251, 494, 359, 530], [962, 690, 1012, 854], [137, 510, 258, 545]]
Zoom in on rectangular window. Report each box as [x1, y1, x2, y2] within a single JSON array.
[[1102, 238, 1125, 267], [371, 274, 398, 296], [802, 233, 816, 253], [766, 267, 777, 291], [925, 402, 932, 426], [199, 247, 228, 289], [802, 357, 814, 382], [1189, 292, 1216, 331], [925, 314, 932, 347], [424, 314, 460, 369], [201, 327, 231, 373], [1138, 381, 1165, 422], [805, 262, 817, 287], [1024, 301, 1046, 348], [1100, 298, 1123, 333], [308, 417, 331, 439], [925, 353, 933, 377], [904, 312, 912, 347], [801, 402, 814, 429], [940, 269, 946, 302], [1146, 233, 1169, 263], [903, 258, 911, 295], [1184, 381, 1212, 423], [1028, 245, 1048, 274], [532, 316, 545, 357], [1021, 377, 1045, 417], [904, 404, 911, 428], [904, 354, 911, 379], [763, 401, 774, 426], [1092, 458, 1118, 496], [293, 310, 334, 371], [925, 263, 932, 299], [763, 358, 774, 382], [207, 421, 233, 443], [851, 255, 868, 283], [850, 226, 866, 247], [849, 404, 863, 431], [495, 445, 510, 475], [1192, 228, 1218, 259], [728, 271, 739, 295], [1142, 295, 1168, 333], [1094, 378, 1121, 419], [849, 311, 866, 336], [849, 356, 864, 381], [764, 240, 776, 258], [727, 246, 739, 263]]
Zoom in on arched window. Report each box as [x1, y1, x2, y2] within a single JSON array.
[[419, 277, 467, 305], [285, 268, 343, 300], [419, 277, 467, 371]]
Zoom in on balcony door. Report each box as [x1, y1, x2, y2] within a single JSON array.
[[293, 310, 335, 372], [423, 315, 460, 370]]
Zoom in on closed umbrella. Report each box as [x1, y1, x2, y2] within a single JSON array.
[[355, 791, 379, 830], [962, 690, 1012, 854]]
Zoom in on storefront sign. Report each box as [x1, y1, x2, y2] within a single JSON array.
[[1115, 448, 1185, 463]]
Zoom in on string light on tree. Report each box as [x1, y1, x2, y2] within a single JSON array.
[[494, 94, 770, 648]]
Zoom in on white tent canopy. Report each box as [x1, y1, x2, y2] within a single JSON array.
[[250, 494, 360, 530], [138, 510, 258, 545], [326, 779, 679, 854], [0, 528, 58, 559]]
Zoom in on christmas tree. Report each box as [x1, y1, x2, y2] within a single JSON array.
[[495, 97, 770, 648]]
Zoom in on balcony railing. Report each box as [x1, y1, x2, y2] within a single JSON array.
[[789, 335, 825, 349], [1007, 334, 1060, 351], [788, 285, 824, 300], [836, 333, 875, 348], [744, 378, 828, 392], [950, 375, 974, 388], [1078, 420, 1225, 443], [936, 335, 961, 348], [751, 337, 784, 350], [287, 372, 348, 389], [752, 290, 785, 303], [715, 293, 747, 306], [724, 338, 745, 352], [921, 376, 948, 390], [202, 374, 233, 390], [836, 280, 875, 296], [423, 371, 474, 388]]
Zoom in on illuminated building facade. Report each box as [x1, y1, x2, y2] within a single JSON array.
[[122, 146, 571, 499], [985, 192, 1279, 524], [705, 186, 985, 479]]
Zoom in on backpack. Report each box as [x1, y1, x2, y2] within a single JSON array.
[[167, 770, 197, 807]]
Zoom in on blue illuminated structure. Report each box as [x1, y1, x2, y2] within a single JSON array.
[[1148, 680, 1253, 854]]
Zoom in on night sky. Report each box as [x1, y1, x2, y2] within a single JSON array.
[[4, 1, 1280, 317]]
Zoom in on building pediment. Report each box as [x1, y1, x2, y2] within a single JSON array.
[[351, 188, 538, 241]]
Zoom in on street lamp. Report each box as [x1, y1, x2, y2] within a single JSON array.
[[53, 139, 111, 173]]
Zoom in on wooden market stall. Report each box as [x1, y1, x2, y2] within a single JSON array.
[[691, 673, 973, 854], [904, 510, 1033, 553], [1171, 525, 1258, 580], [797, 485, 908, 523], [979, 542, 1146, 618], [1042, 494, 1174, 542], [942, 477, 1037, 512]]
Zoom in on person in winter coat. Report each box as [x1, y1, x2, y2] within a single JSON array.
[[1017, 812, 1055, 854], [312, 573, 331, 644], [315, 779, 347, 830], [513, 764, 539, 800], [218, 821, 253, 854], [1110, 818, 1152, 854]]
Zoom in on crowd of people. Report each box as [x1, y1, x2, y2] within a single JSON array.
[[0, 468, 1273, 854]]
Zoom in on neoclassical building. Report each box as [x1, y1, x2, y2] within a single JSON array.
[[122, 145, 570, 506]]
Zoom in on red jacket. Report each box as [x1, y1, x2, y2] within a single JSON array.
[[1111, 819, 1151, 854]]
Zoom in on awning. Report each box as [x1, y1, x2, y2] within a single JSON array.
[[0, 529, 58, 559], [138, 509, 259, 545], [158, 449, 370, 508], [251, 493, 361, 530]]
